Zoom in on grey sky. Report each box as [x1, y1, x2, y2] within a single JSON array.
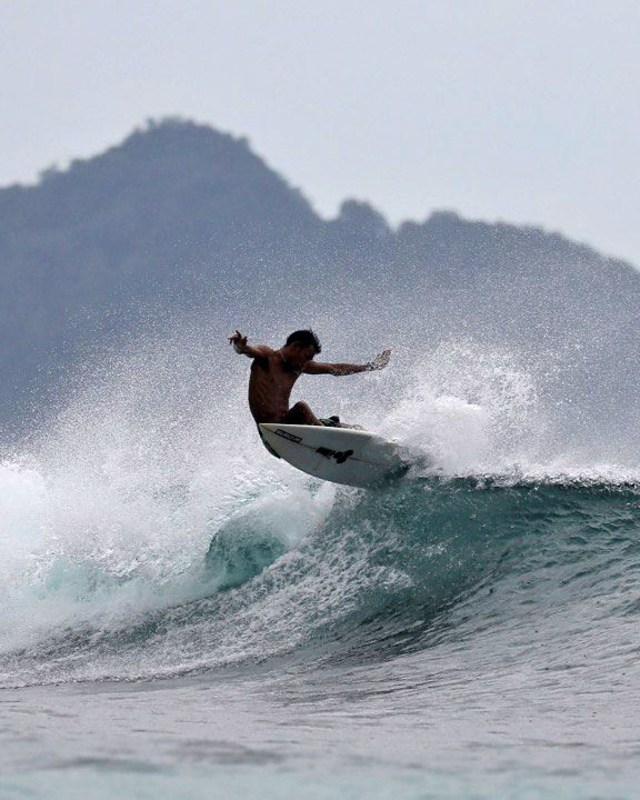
[[2, 0, 639, 265]]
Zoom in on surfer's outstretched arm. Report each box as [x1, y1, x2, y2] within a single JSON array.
[[228, 330, 273, 359], [304, 349, 391, 376]]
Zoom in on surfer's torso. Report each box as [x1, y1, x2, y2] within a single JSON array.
[[248, 350, 301, 424]]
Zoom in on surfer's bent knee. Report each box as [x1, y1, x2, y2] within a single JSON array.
[[282, 401, 320, 425]]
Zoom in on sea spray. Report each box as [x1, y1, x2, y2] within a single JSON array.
[[1, 311, 640, 687]]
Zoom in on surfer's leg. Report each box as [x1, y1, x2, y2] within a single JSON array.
[[282, 401, 322, 426]]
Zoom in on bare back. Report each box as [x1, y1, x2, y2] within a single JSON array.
[[248, 350, 302, 424]]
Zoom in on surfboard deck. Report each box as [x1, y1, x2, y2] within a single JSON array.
[[259, 423, 411, 488]]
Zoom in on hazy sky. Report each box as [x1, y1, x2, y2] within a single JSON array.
[[2, 0, 639, 265]]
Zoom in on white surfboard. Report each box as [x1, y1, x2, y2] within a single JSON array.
[[259, 423, 411, 488]]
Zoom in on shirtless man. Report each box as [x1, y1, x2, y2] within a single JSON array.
[[229, 328, 390, 452]]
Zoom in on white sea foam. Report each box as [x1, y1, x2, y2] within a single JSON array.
[[2, 320, 640, 671], [0, 327, 336, 656]]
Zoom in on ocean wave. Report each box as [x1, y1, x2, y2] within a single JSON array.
[[2, 327, 640, 687], [1, 473, 638, 687]]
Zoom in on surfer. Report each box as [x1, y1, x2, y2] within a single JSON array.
[[229, 329, 390, 450]]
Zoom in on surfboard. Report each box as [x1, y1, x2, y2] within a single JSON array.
[[259, 423, 411, 488]]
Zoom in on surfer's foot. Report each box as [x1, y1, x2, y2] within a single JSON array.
[[320, 415, 341, 427], [320, 415, 365, 430]]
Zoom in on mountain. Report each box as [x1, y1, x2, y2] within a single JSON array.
[[0, 118, 638, 439]]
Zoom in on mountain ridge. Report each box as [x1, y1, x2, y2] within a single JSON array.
[[0, 118, 637, 438]]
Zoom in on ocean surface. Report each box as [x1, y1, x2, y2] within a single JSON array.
[[1, 324, 639, 798]]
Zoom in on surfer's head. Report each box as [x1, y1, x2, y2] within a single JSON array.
[[283, 329, 321, 366], [285, 329, 321, 355]]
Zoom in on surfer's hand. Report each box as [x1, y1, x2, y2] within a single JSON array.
[[228, 330, 248, 354], [367, 349, 391, 371]]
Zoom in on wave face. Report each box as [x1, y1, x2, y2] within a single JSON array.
[[1, 309, 640, 689]]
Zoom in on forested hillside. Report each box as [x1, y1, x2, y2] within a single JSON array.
[[1, 118, 637, 438]]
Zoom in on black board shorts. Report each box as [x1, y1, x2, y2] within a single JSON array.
[[258, 426, 281, 459]]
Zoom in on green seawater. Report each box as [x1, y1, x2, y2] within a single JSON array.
[[1, 479, 639, 798]]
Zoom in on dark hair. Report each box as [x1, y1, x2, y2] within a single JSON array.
[[285, 329, 321, 354]]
